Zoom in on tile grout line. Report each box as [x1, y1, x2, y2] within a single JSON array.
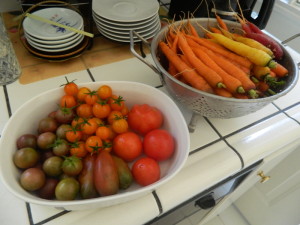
[[3, 85, 12, 117]]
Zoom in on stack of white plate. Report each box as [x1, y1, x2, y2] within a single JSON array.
[[92, 0, 161, 43], [23, 7, 85, 53]]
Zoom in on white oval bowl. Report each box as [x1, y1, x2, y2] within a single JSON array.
[[0, 81, 190, 210]]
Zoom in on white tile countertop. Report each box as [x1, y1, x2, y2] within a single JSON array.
[[0, 47, 300, 225]]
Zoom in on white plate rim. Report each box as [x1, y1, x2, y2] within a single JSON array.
[[93, 14, 160, 31], [23, 7, 84, 40], [92, 0, 159, 23], [27, 35, 84, 52], [25, 33, 84, 49]]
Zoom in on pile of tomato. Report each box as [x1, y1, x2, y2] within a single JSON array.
[[13, 79, 176, 201]]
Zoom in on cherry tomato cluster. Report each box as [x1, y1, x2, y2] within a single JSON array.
[[13, 78, 176, 200]]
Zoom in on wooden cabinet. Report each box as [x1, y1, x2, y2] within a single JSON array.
[[199, 142, 300, 225]]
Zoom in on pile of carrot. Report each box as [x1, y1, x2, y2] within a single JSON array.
[[159, 17, 289, 99]]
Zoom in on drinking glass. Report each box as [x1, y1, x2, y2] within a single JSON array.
[[0, 15, 21, 86]]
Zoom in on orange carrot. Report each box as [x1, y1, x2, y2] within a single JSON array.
[[192, 46, 245, 94], [214, 88, 233, 98], [187, 21, 199, 37], [159, 41, 213, 93], [168, 35, 179, 76], [216, 15, 228, 31], [252, 65, 271, 80], [186, 35, 253, 69], [209, 26, 222, 34], [177, 33, 225, 88], [202, 46, 256, 91], [271, 62, 288, 77]]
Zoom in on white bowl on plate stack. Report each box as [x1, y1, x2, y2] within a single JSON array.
[[23, 7, 85, 53], [92, 0, 161, 42]]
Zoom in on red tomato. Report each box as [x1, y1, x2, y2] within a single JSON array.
[[127, 104, 163, 135], [143, 129, 175, 161], [113, 132, 142, 162], [132, 157, 160, 186]]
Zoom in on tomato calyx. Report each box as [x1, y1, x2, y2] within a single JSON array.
[[60, 76, 77, 87], [62, 155, 82, 167], [110, 95, 124, 106]]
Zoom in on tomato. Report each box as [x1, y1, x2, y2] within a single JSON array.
[[37, 132, 56, 150], [16, 134, 37, 149], [76, 103, 93, 118], [131, 157, 160, 186], [127, 104, 163, 135], [20, 168, 46, 191], [55, 177, 79, 200], [78, 154, 98, 199], [95, 125, 111, 140], [112, 117, 128, 134], [85, 136, 103, 154], [107, 110, 123, 124], [42, 156, 64, 177], [62, 156, 83, 176], [143, 129, 175, 161], [113, 132, 142, 162], [66, 128, 83, 143], [38, 178, 59, 199], [70, 141, 87, 158], [38, 117, 58, 134], [77, 87, 91, 102], [60, 95, 77, 108], [52, 138, 70, 156], [120, 105, 129, 116], [92, 101, 111, 119], [81, 118, 99, 135], [13, 147, 40, 169], [55, 106, 75, 124], [84, 91, 98, 105], [63, 79, 78, 96], [71, 117, 84, 128], [109, 95, 125, 111], [97, 85, 112, 100], [93, 151, 119, 196], [56, 124, 72, 139]]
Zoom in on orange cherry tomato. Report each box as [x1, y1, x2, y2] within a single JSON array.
[[97, 85, 112, 100], [66, 129, 83, 143], [84, 91, 99, 105], [70, 141, 87, 158], [81, 118, 99, 135], [85, 136, 103, 154], [63, 79, 78, 96], [77, 87, 91, 102], [109, 95, 125, 111], [112, 117, 128, 134], [120, 105, 129, 116], [95, 125, 111, 140], [76, 103, 93, 118], [60, 95, 77, 108], [107, 110, 123, 125], [92, 102, 111, 119], [71, 117, 84, 129]]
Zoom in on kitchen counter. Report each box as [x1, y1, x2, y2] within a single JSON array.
[[1, 7, 300, 225]]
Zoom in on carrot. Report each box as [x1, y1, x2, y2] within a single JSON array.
[[234, 93, 249, 99], [233, 34, 274, 57], [168, 35, 179, 76], [252, 65, 271, 80], [209, 27, 222, 34], [186, 35, 253, 69], [208, 32, 276, 68], [158, 41, 213, 93], [216, 15, 228, 31], [192, 46, 245, 94], [187, 21, 199, 37], [214, 88, 233, 98], [271, 62, 288, 77], [177, 33, 225, 88], [203, 47, 256, 91]]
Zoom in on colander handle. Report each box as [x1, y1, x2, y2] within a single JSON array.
[[129, 30, 161, 75]]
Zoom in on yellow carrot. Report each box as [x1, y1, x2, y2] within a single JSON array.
[[208, 32, 276, 68]]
